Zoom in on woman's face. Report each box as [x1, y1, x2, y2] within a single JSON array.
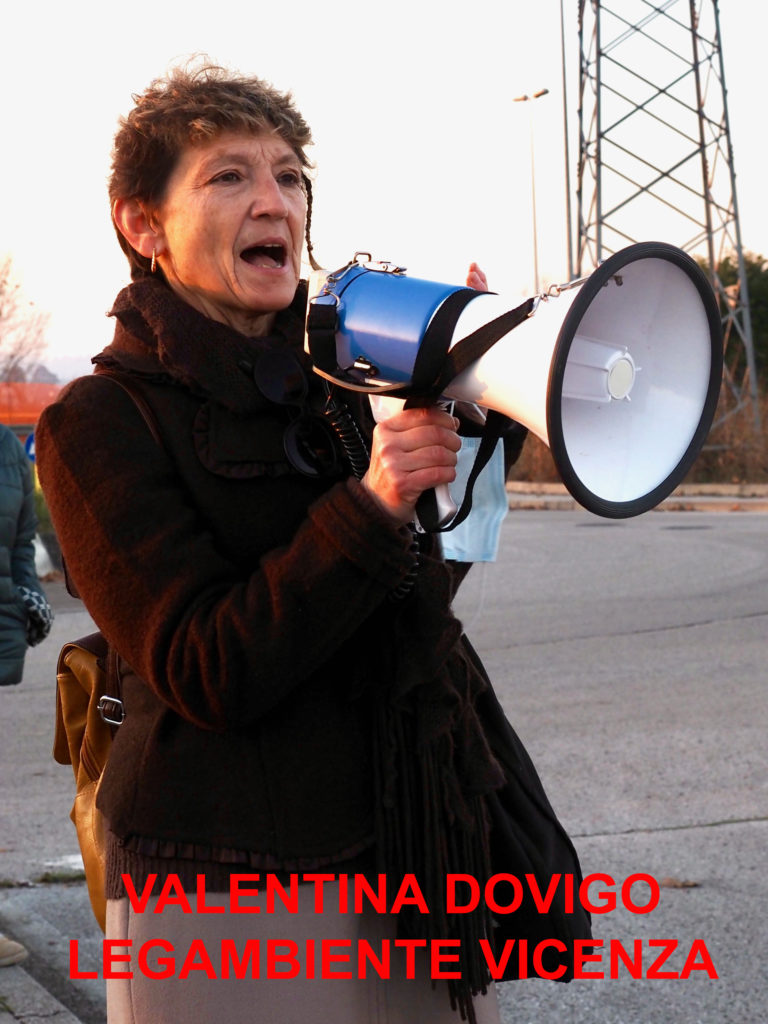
[[151, 130, 307, 336]]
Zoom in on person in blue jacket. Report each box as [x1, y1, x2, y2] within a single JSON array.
[[0, 422, 52, 687]]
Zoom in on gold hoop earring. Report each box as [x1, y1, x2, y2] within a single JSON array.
[[150, 248, 157, 274]]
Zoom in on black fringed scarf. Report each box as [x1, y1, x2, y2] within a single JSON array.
[[368, 547, 507, 1022]]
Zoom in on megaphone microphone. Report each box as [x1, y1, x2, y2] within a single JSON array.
[[306, 242, 723, 521]]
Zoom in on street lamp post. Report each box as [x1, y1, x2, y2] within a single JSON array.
[[513, 88, 549, 294]]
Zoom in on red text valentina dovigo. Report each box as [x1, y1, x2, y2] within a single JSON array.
[[116, 870, 664, 916], [69, 873, 718, 981]]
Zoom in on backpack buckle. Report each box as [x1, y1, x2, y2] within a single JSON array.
[[97, 695, 125, 726]]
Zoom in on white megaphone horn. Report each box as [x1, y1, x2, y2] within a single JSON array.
[[305, 242, 723, 520]]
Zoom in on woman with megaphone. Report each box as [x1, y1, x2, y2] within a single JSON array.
[[36, 59, 591, 1024]]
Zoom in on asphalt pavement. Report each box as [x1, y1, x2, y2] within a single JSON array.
[[1, 488, 766, 1023]]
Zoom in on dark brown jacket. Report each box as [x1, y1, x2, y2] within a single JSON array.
[[36, 279, 461, 866]]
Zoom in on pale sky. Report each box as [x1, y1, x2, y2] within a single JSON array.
[[2, 0, 765, 381]]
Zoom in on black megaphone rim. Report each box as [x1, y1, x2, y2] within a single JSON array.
[[546, 241, 724, 519]]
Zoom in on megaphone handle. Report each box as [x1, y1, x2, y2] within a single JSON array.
[[416, 483, 458, 531], [421, 408, 511, 534], [369, 392, 458, 531], [413, 398, 458, 531]]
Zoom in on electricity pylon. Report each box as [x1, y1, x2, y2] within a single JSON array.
[[574, 0, 760, 429]]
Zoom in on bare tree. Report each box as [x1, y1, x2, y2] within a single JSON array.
[[0, 255, 49, 381]]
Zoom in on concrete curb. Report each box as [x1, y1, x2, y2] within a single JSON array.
[[505, 481, 768, 512], [0, 962, 85, 1023]]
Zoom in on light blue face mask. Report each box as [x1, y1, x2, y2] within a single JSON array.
[[439, 437, 508, 563]]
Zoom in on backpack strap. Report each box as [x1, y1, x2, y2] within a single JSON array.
[[94, 369, 167, 453], [59, 371, 168, 727], [62, 371, 166, 602]]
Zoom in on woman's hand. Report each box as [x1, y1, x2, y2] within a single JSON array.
[[466, 262, 489, 291], [361, 405, 462, 526]]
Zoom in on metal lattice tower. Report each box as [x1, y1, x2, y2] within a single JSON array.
[[575, 0, 760, 428]]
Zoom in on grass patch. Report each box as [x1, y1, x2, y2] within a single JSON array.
[[34, 869, 86, 885]]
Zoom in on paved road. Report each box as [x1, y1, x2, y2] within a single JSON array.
[[1, 508, 766, 1023], [458, 509, 768, 1024]]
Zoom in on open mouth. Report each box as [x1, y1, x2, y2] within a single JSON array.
[[240, 243, 287, 269]]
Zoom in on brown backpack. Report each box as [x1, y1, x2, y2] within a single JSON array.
[[53, 634, 121, 931]]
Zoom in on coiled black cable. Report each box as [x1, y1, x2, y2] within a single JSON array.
[[322, 388, 370, 481]]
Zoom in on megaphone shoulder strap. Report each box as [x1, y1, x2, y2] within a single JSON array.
[[415, 409, 512, 534], [434, 297, 536, 394], [406, 288, 478, 396], [405, 293, 535, 402], [306, 300, 343, 379], [410, 296, 535, 534]]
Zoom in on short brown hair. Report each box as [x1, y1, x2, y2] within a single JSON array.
[[109, 60, 316, 277]]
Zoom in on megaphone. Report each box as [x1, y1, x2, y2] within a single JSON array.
[[305, 242, 723, 519]]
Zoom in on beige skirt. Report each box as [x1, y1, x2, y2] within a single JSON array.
[[105, 881, 501, 1024]]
